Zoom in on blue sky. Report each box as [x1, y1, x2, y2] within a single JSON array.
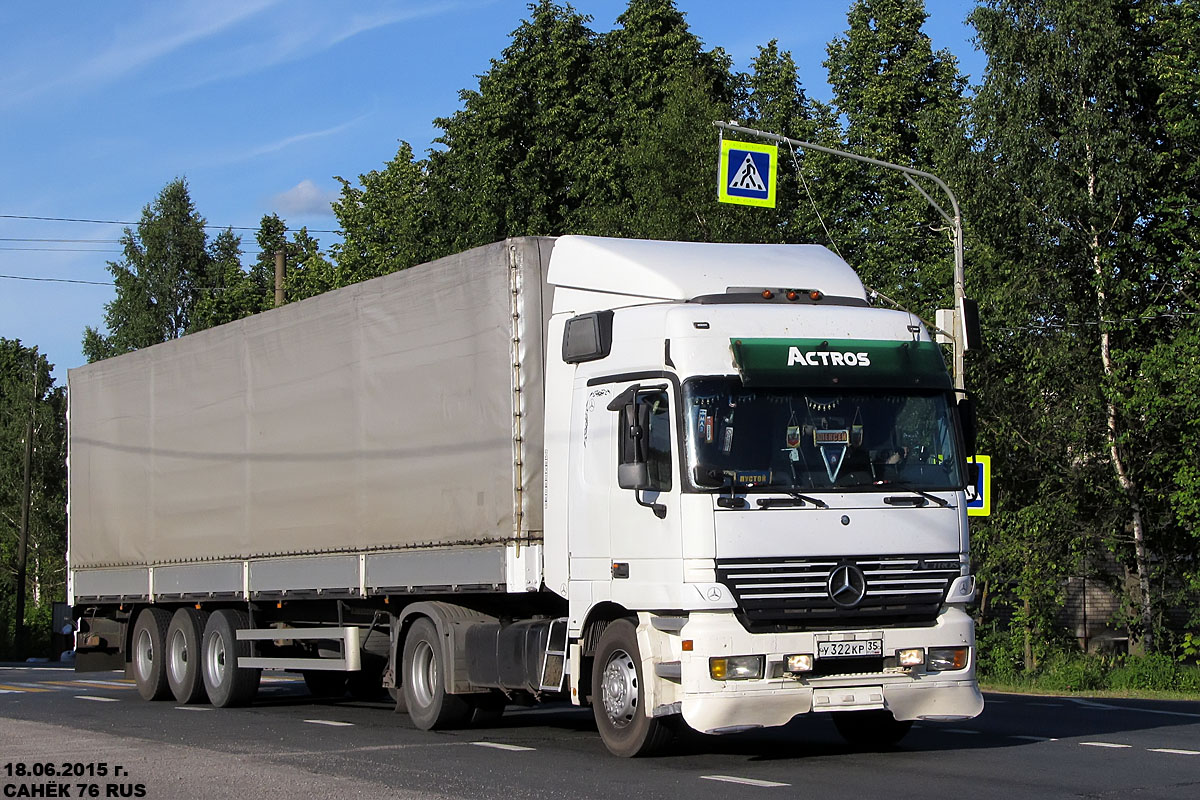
[[0, 0, 982, 382]]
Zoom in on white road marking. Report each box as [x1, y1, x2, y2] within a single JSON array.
[[701, 775, 790, 788], [75, 695, 119, 702], [174, 706, 212, 712], [1010, 735, 1058, 742], [72, 679, 134, 687], [1148, 748, 1200, 756], [1080, 741, 1131, 748], [304, 719, 354, 727], [471, 742, 535, 752]]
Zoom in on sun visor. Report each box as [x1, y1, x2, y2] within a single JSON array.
[[730, 338, 952, 389]]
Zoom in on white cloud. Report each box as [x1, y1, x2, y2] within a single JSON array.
[[2, 0, 278, 107], [271, 180, 339, 217]]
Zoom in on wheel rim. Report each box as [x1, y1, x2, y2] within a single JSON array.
[[408, 639, 437, 710], [205, 632, 226, 689], [600, 648, 638, 728], [167, 628, 188, 684], [134, 627, 154, 681]]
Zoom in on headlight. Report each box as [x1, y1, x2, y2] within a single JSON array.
[[710, 655, 764, 680], [927, 647, 969, 671], [784, 654, 814, 673], [897, 648, 925, 667]]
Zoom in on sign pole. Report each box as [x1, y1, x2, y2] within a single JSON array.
[[713, 121, 967, 391]]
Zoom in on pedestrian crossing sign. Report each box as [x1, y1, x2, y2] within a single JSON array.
[[719, 139, 777, 208], [966, 454, 991, 517]]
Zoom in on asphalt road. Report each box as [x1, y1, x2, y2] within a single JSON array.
[[2, 664, 1198, 799]]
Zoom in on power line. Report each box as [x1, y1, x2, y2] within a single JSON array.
[[0, 213, 340, 234], [0, 274, 111, 286], [1, 237, 123, 243]]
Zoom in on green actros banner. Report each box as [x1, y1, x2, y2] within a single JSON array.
[[729, 338, 952, 389]]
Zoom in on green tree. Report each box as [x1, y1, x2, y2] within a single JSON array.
[[582, 0, 736, 237], [0, 340, 65, 659], [83, 178, 210, 361], [824, 0, 969, 317], [331, 142, 431, 279], [425, 0, 599, 255], [190, 227, 258, 331], [967, 0, 1198, 651]]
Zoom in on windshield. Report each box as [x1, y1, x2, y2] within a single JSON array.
[[683, 378, 965, 492]]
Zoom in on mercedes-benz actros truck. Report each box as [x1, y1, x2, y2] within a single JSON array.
[[68, 235, 982, 756]]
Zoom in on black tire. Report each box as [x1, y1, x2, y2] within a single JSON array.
[[166, 607, 209, 704], [303, 670, 348, 698], [832, 709, 913, 748], [402, 617, 471, 730], [590, 619, 674, 757], [131, 608, 172, 701], [200, 609, 261, 708]]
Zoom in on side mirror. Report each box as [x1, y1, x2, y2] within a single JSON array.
[[617, 402, 652, 490], [957, 395, 978, 456], [967, 461, 981, 487]]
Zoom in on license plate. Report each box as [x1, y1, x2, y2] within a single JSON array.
[[817, 639, 883, 659]]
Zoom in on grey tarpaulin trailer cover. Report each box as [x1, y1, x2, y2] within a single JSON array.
[[68, 238, 553, 587]]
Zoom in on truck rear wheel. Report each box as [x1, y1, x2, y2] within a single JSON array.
[[166, 607, 209, 704], [201, 609, 261, 708], [832, 709, 913, 748], [591, 619, 673, 757], [131, 608, 172, 701], [402, 618, 471, 729]]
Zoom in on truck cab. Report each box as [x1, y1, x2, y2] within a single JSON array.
[[543, 236, 982, 755]]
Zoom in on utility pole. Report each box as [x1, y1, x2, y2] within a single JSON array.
[[274, 248, 286, 308], [15, 362, 37, 656]]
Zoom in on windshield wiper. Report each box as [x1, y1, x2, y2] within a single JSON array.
[[883, 487, 950, 507], [756, 491, 829, 509]]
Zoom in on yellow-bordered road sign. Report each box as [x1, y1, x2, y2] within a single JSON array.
[[966, 454, 991, 517], [719, 139, 777, 208]]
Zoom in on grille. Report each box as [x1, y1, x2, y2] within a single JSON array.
[[715, 554, 960, 632]]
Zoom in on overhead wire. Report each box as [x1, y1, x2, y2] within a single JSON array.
[[0, 213, 340, 234]]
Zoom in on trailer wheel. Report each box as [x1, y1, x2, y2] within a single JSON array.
[[201, 609, 261, 708], [591, 619, 673, 757], [402, 617, 471, 730], [832, 710, 913, 749], [166, 607, 209, 704], [131, 608, 172, 701]]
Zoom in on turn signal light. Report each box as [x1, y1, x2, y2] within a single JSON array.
[[761, 289, 775, 300], [710, 655, 764, 681]]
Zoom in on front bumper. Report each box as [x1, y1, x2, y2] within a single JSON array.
[[667, 607, 984, 734]]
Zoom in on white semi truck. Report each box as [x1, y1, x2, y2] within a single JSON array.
[[68, 235, 983, 756]]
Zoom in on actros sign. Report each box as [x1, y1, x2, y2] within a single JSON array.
[[787, 347, 872, 367]]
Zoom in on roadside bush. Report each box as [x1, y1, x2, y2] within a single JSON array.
[[1108, 654, 1200, 692], [1031, 652, 1105, 691]]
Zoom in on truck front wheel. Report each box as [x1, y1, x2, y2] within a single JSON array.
[[402, 618, 471, 730], [200, 609, 261, 707], [591, 619, 673, 757], [131, 608, 172, 701]]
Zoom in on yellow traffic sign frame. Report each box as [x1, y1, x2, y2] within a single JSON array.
[[719, 139, 777, 208]]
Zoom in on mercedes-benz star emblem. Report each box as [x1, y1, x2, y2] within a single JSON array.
[[827, 564, 867, 608], [707, 586, 723, 601]]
